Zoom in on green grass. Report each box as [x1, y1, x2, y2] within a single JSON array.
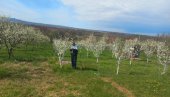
[[0, 43, 54, 62], [0, 67, 10, 79], [0, 43, 170, 97]]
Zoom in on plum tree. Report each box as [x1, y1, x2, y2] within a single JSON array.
[[157, 42, 170, 75], [124, 38, 140, 65], [112, 38, 125, 75], [91, 41, 103, 63], [83, 34, 96, 57], [0, 16, 49, 58], [142, 40, 157, 63], [53, 39, 70, 68]]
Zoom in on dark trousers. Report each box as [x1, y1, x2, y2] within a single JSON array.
[[71, 54, 77, 69]]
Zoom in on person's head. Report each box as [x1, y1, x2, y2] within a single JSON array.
[[72, 42, 76, 46]]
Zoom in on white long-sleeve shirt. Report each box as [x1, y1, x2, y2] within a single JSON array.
[[71, 45, 78, 50]]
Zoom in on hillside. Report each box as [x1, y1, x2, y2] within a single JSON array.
[[9, 18, 155, 42]]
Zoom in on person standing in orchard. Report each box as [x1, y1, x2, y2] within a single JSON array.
[[70, 42, 78, 69]]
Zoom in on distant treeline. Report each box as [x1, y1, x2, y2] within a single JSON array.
[[32, 25, 158, 43], [157, 33, 170, 47]]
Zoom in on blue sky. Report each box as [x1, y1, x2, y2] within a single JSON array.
[[0, 0, 170, 36]]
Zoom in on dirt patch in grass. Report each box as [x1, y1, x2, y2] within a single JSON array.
[[101, 77, 135, 97], [62, 61, 71, 65]]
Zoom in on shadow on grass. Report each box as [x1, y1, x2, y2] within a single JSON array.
[[0, 67, 30, 80], [0, 68, 11, 79], [76, 67, 98, 71], [128, 71, 146, 75]]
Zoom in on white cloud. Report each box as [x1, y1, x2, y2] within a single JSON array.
[[0, 0, 78, 26], [0, 0, 169, 34], [0, 0, 41, 22], [61, 0, 170, 24]]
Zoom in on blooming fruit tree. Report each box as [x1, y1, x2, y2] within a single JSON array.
[[112, 38, 125, 75], [53, 39, 70, 68], [142, 40, 157, 63], [157, 42, 170, 75]]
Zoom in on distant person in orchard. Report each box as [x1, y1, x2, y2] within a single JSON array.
[[70, 42, 78, 69], [133, 44, 141, 58]]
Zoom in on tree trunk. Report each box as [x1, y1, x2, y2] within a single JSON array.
[[58, 57, 62, 68], [50, 37, 53, 43], [147, 58, 149, 63], [116, 57, 121, 75], [87, 51, 89, 58], [8, 48, 14, 59], [112, 53, 114, 58], [130, 59, 132, 65], [25, 42, 30, 52], [161, 64, 167, 75], [96, 57, 99, 63]]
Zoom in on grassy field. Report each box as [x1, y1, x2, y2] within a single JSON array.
[[0, 44, 170, 97]]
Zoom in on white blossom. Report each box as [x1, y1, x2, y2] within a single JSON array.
[[91, 41, 103, 63], [157, 42, 170, 74], [142, 39, 157, 63], [53, 38, 70, 68], [0, 16, 49, 58], [124, 38, 140, 65], [81, 34, 95, 57], [111, 38, 125, 75]]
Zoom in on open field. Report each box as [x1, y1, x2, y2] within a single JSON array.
[[0, 44, 170, 97]]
